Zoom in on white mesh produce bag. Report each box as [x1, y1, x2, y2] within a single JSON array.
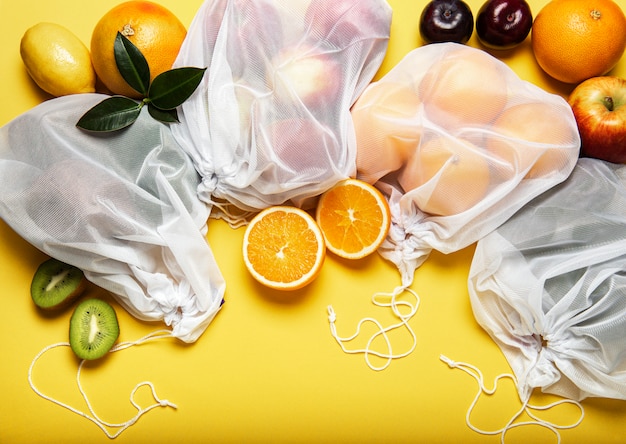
[[171, 0, 392, 213], [468, 158, 626, 402], [0, 94, 224, 343], [351, 43, 581, 288]]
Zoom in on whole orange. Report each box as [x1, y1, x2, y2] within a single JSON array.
[[90, 0, 187, 98], [532, 0, 626, 84]]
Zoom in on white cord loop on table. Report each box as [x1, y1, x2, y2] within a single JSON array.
[[440, 354, 585, 444], [28, 330, 177, 439], [327, 285, 420, 371]]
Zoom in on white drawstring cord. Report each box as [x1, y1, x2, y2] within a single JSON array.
[[440, 354, 585, 444], [207, 198, 254, 228], [327, 286, 419, 371], [28, 330, 177, 439]]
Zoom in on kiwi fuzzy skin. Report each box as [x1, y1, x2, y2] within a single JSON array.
[[30, 258, 87, 311], [69, 298, 120, 361]]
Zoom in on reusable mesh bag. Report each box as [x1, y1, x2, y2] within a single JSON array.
[[328, 43, 580, 371], [170, 0, 392, 214], [438, 158, 626, 441], [0, 94, 225, 343], [350, 43, 581, 288], [468, 158, 626, 402]]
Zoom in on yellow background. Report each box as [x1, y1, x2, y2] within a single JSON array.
[[2, 0, 626, 443]]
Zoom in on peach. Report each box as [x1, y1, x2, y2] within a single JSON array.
[[398, 135, 491, 216], [352, 81, 422, 184], [488, 102, 578, 179], [418, 47, 508, 129]]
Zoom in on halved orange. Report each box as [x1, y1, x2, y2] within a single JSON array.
[[242, 206, 326, 291], [315, 179, 391, 259]]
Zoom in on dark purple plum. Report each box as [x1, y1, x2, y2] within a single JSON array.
[[419, 0, 474, 44], [476, 0, 533, 49]]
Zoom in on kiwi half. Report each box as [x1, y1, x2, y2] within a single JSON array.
[[69, 298, 120, 360], [30, 258, 86, 310]]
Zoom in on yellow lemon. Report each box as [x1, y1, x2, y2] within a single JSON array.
[[20, 22, 96, 97]]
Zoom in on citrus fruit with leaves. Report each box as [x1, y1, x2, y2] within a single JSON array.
[[20, 22, 96, 97], [90, 0, 187, 98], [532, 0, 626, 84], [243, 206, 326, 291], [77, 33, 205, 132], [316, 179, 391, 259]]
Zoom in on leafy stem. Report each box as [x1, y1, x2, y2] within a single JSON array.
[[77, 32, 205, 132]]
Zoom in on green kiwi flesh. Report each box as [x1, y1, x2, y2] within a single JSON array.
[[69, 298, 120, 360], [30, 258, 86, 310]]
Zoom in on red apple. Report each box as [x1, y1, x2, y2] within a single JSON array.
[[233, 0, 284, 71], [304, 0, 392, 46], [269, 44, 342, 109], [261, 118, 339, 172], [568, 76, 626, 163]]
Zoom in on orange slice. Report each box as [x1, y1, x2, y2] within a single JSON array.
[[242, 206, 326, 291], [315, 179, 391, 259]]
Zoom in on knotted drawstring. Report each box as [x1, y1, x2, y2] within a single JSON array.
[[327, 285, 419, 371], [440, 354, 585, 444], [28, 330, 177, 439]]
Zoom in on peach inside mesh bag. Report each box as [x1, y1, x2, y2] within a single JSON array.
[[330, 43, 580, 369], [170, 0, 392, 221], [441, 159, 626, 441]]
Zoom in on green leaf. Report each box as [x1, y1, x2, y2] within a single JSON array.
[[76, 96, 143, 132], [148, 103, 179, 123], [114, 32, 150, 96], [148, 67, 206, 110]]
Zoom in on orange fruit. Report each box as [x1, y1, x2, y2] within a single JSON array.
[[242, 206, 326, 291], [352, 82, 422, 184], [532, 0, 626, 84], [398, 136, 491, 216], [488, 102, 578, 179], [90, 0, 187, 98], [418, 47, 508, 128], [315, 178, 391, 259]]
